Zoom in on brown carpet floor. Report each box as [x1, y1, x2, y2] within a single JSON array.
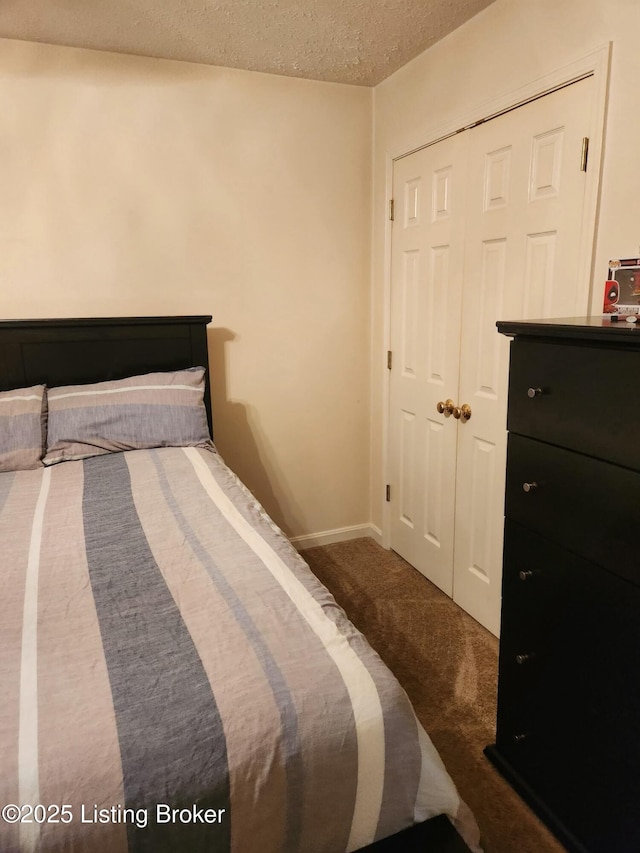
[[303, 537, 566, 853]]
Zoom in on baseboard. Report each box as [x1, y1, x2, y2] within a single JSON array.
[[292, 524, 383, 550]]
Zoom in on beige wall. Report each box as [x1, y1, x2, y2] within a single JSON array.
[[371, 0, 640, 531], [7, 0, 639, 544], [0, 38, 372, 541]]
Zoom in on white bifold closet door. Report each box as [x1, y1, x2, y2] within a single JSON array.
[[388, 76, 594, 636]]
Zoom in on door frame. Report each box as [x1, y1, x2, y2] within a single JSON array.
[[379, 43, 611, 550]]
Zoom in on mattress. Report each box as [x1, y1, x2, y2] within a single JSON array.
[[0, 446, 478, 852]]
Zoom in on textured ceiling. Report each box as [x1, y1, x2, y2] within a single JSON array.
[[0, 0, 495, 86]]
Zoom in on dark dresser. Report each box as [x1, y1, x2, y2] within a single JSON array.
[[485, 317, 640, 853]]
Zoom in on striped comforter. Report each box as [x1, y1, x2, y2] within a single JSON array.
[[1, 447, 475, 853]]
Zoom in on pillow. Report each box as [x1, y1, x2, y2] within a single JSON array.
[[44, 367, 213, 465], [0, 384, 47, 472]]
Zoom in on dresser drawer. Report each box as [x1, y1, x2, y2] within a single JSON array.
[[496, 522, 640, 852], [499, 523, 598, 754], [505, 434, 640, 585], [507, 339, 640, 469], [498, 522, 640, 746]]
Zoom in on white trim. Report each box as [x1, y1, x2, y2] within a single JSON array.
[[291, 523, 382, 551], [577, 45, 611, 313], [380, 148, 395, 551], [368, 88, 380, 556], [379, 42, 611, 549], [389, 43, 611, 164]]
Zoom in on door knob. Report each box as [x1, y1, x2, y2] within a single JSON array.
[[453, 403, 472, 421], [436, 399, 455, 416]]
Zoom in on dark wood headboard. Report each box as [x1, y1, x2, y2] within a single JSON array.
[[0, 315, 213, 434]]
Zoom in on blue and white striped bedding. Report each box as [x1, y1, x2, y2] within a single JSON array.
[[0, 446, 479, 852]]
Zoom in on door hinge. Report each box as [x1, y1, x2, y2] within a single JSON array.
[[386, 484, 391, 502], [387, 350, 393, 370], [389, 198, 395, 221], [580, 137, 589, 172]]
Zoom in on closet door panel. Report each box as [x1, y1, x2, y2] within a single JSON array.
[[388, 133, 468, 596], [453, 76, 594, 635]]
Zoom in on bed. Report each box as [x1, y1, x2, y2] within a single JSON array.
[[0, 316, 480, 853]]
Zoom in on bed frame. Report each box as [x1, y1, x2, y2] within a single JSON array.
[[0, 315, 473, 853]]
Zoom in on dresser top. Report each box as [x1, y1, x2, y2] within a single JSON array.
[[497, 316, 640, 345]]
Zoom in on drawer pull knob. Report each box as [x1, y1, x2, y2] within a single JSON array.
[[519, 570, 534, 581], [527, 387, 543, 398], [515, 653, 534, 665], [513, 733, 529, 744], [436, 399, 455, 416], [522, 481, 538, 493]]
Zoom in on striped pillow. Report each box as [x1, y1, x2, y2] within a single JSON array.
[[0, 385, 46, 472], [44, 367, 213, 465]]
